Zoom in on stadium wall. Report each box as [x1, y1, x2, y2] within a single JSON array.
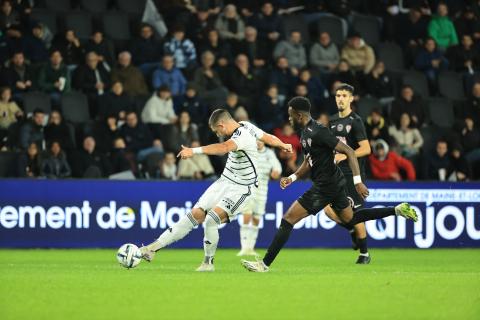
[[0, 180, 479, 248]]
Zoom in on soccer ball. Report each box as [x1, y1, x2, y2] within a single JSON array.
[[117, 243, 142, 269]]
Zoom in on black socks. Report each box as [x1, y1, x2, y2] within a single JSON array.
[[263, 219, 293, 266]]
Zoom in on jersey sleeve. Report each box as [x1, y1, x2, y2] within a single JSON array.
[[230, 127, 248, 150], [315, 126, 339, 149], [240, 121, 265, 139], [351, 117, 368, 142]]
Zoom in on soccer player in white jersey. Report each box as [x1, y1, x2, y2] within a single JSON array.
[[139, 109, 292, 271], [237, 140, 282, 256]]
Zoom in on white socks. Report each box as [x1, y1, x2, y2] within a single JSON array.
[[240, 224, 259, 251], [147, 212, 198, 251], [203, 210, 221, 261]]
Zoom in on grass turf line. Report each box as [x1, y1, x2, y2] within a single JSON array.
[[1, 249, 479, 320]]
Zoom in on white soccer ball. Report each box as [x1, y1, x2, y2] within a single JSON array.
[[117, 243, 142, 269]]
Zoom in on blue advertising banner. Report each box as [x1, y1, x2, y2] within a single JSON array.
[[0, 180, 479, 248]]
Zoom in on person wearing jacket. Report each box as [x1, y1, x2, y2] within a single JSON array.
[[273, 30, 307, 70], [341, 32, 375, 74], [369, 139, 416, 181], [428, 2, 459, 51]]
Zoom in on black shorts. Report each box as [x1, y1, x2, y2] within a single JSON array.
[[344, 174, 365, 210], [297, 178, 351, 215]]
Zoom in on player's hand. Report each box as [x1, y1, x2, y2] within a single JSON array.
[[177, 145, 193, 159], [282, 144, 293, 153], [334, 153, 347, 164], [280, 176, 293, 189], [355, 183, 369, 200]]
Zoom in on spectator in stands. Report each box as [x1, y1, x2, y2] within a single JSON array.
[[171, 111, 199, 148], [19, 107, 45, 150], [152, 54, 187, 96], [16, 141, 41, 177], [40, 140, 71, 178], [72, 136, 112, 178], [73, 51, 111, 118], [192, 50, 228, 107], [109, 137, 132, 174], [130, 24, 163, 76], [186, 8, 215, 46], [447, 34, 479, 76], [226, 54, 259, 112], [329, 60, 361, 94], [364, 61, 395, 104], [215, 4, 245, 44], [249, 2, 282, 55], [454, 6, 480, 39], [177, 141, 215, 179], [273, 123, 301, 174], [365, 108, 391, 143], [224, 92, 242, 116], [460, 82, 480, 124], [91, 115, 121, 154], [52, 29, 84, 69], [297, 68, 328, 113], [2, 52, 34, 97], [111, 51, 149, 97], [257, 84, 284, 132], [199, 29, 231, 69], [461, 117, 480, 178], [23, 23, 49, 64], [390, 84, 426, 127], [423, 139, 451, 181], [388, 113, 424, 158], [0, 0, 20, 31], [450, 143, 471, 181], [236, 26, 269, 69], [369, 139, 416, 181], [120, 111, 162, 160], [428, 2, 458, 51], [309, 31, 340, 74], [415, 37, 449, 93], [273, 30, 307, 70], [37, 49, 71, 106], [341, 32, 376, 74], [142, 85, 177, 126], [269, 56, 297, 105], [0, 86, 22, 141], [98, 81, 133, 121], [163, 25, 197, 72], [84, 31, 115, 71], [44, 110, 74, 153], [157, 152, 178, 180], [395, 6, 429, 65], [175, 83, 208, 125]]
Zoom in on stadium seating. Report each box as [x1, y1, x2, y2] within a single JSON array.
[[80, 0, 109, 14], [30, 9, 58, 35], [356, 96, 380, 120], [402, 71, 430, 98], [61, 92, 90, 124], [0, 152, 19, 177], [116, 0, 146, 17], [426, 98, 455, 128], [282, 14, 310, 43], [377, 42, 405, 72], [45, 0, 71, 12], [314, 14, 347, 46], [64, 11, 93, 40], [102, 12, 131, 49], [438, 71, 466, 101], [352, 13, 381, 47], [22, 92, 52, 115]]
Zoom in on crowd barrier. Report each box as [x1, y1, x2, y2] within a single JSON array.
[[0, 180, 479, 248]]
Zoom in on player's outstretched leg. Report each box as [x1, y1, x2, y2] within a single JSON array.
[[241, 201, 309, 272], [342, 203, 418, 229], [238, 213, 252, 257], [139, 208, 204, 262], [196, 209, 225, 272]]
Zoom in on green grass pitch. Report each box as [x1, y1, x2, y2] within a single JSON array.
[[1, 248, 479, 320]]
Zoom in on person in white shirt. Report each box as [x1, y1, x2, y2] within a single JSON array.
[[139, 109, 292, 271], [238, 140, 282, 256], [141, 85, 177, 125]]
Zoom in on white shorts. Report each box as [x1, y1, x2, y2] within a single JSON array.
[[194, 176, 253, 220], [243, 187, 267, 216]]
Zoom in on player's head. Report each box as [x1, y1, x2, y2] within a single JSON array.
[[287, 96, 311, 130], [335, 83, 354, 112], [209, 108, 235, 137]]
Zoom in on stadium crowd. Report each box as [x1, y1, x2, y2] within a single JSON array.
[[0, 0, 479, 181]]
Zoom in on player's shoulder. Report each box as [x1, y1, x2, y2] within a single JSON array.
[[329, 113, 340, 122], [349, 112, 364, 122]]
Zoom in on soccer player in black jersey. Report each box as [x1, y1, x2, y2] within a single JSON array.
[[327, 83, 372, 264], [241, 96, 418, 272]]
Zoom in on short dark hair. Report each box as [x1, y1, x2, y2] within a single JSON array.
[[33, 108, 44, 115], [288, 96, 311, 113], [335, 83, 354, 95], [209, 109, 232, 127]]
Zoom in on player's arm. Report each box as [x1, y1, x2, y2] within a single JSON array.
[[279, 156, 310, 189], [335, 141, 369, 199], [335, 139, 371, 163], [259, 132, 292, 153], [177, 140, 238, 159]]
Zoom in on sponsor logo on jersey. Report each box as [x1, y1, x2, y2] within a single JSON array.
[[302, 139, 306, 148], [346, 125, 352, 133], [337, 124, 344, 131], [307, 138, 312, 146]]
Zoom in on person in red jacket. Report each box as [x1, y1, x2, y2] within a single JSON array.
[[369, 139, 416, 181]]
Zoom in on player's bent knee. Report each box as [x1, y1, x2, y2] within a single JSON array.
[[191, 208, 207, 224]]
